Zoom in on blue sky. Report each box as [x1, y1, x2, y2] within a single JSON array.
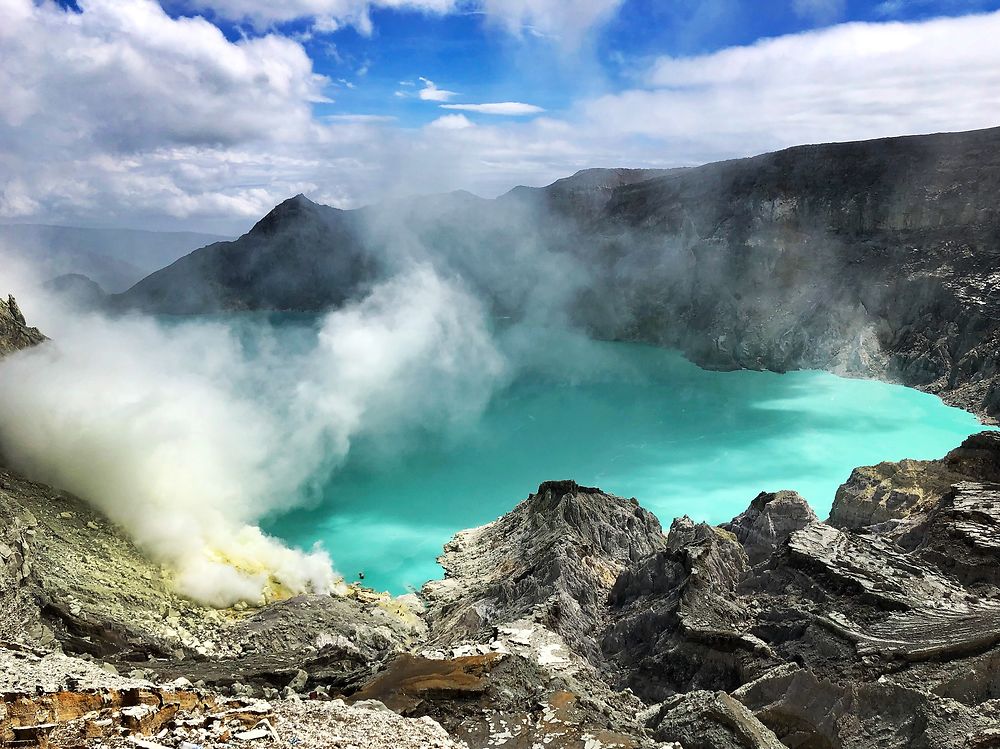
[[189, 0, 1000, 127], [6, 0, 1000, 232]]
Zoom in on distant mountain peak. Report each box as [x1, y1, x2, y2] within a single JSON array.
[[249, 193, 332, 237]]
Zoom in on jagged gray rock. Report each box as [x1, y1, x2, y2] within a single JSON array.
[[602, 518, 769, 700], [647, 690, 786, 749], [721, 490, 817, 565], [830, 431, 1000, 533], [0, 295, 45, 356], [422, 480, 667, 662], [734, 666, 1000, 749]]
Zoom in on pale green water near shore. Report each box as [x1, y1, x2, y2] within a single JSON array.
[[265, 333, 988, 594]]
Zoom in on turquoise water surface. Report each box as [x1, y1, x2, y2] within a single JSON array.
[[264, 335, 987, 594]]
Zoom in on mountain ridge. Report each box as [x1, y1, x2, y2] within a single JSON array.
[[111, 125, 1000, 418]]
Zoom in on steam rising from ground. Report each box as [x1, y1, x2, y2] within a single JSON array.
[[0, 261, 505, 606]]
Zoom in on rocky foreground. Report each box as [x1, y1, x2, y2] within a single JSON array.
[[5, 419, 1000, 747]]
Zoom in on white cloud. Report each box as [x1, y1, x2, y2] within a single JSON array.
[[178, 0, 622, 41], [325, 114, 398, 122], [418, 77, 459, 102], [585, 11, 1000, 152], [0, 0, 329, 151], [428, 113, 475, 129], [441, 102, 544, 115], [180, 0, 458, 34]]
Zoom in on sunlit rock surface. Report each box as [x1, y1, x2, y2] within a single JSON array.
[[0, 295, 45, 356]]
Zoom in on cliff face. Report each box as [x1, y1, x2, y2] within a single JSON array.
[[0, 295, 45, 356], [575, 127, 1000, 418]]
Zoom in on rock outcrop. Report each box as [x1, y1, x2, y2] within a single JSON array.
[[0, 463, 423, 694], [422, 480, 667, 661], [0, 295, 44, 356], [721, 491, 817, 565], [830, 430, 1000, 533]]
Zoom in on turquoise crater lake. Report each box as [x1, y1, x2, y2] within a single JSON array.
[[264, 332, 988, 595]]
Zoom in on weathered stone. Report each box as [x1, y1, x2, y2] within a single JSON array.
[[0, 295, 45, 357], [647, 690, 785, 749], [722, 490, 818, 565], [423, 480, 668, 662]]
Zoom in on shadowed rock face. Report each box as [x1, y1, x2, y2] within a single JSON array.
[[113, 195, 377, 314], [0, 295, 45, 357]]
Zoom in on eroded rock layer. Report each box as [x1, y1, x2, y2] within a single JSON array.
[[0, 296, 44, 357]]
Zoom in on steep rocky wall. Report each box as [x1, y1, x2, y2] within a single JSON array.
[[572, 128, 1000, 419], [113, 127, 1000, 418]]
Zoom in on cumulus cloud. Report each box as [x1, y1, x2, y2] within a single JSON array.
[[0, 261, 505, 606], [441, 102, 545, 115], [428, 113, 476, 129], [585, 11, 1000, 154], [0, 0, 327, 150]]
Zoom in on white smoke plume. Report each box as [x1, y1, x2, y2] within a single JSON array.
[[0, 261, 505, 606]]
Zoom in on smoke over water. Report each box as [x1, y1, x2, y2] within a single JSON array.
[[0, 258, 506, 606]]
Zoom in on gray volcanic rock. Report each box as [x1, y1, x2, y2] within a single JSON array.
[[909, 481, 1000, 587], [721, 490, 817, 565], [733, 666, 1000, 749], [602, 518, 769, 700], [830, 431, 1000, 533], [113, 126, 1000, 418], [647, 690, 785, 749], [0, 295, 45, 356], [0, 462, 422, 695], [577, 127, 1000, 417], [422, 480, 667, 662]]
